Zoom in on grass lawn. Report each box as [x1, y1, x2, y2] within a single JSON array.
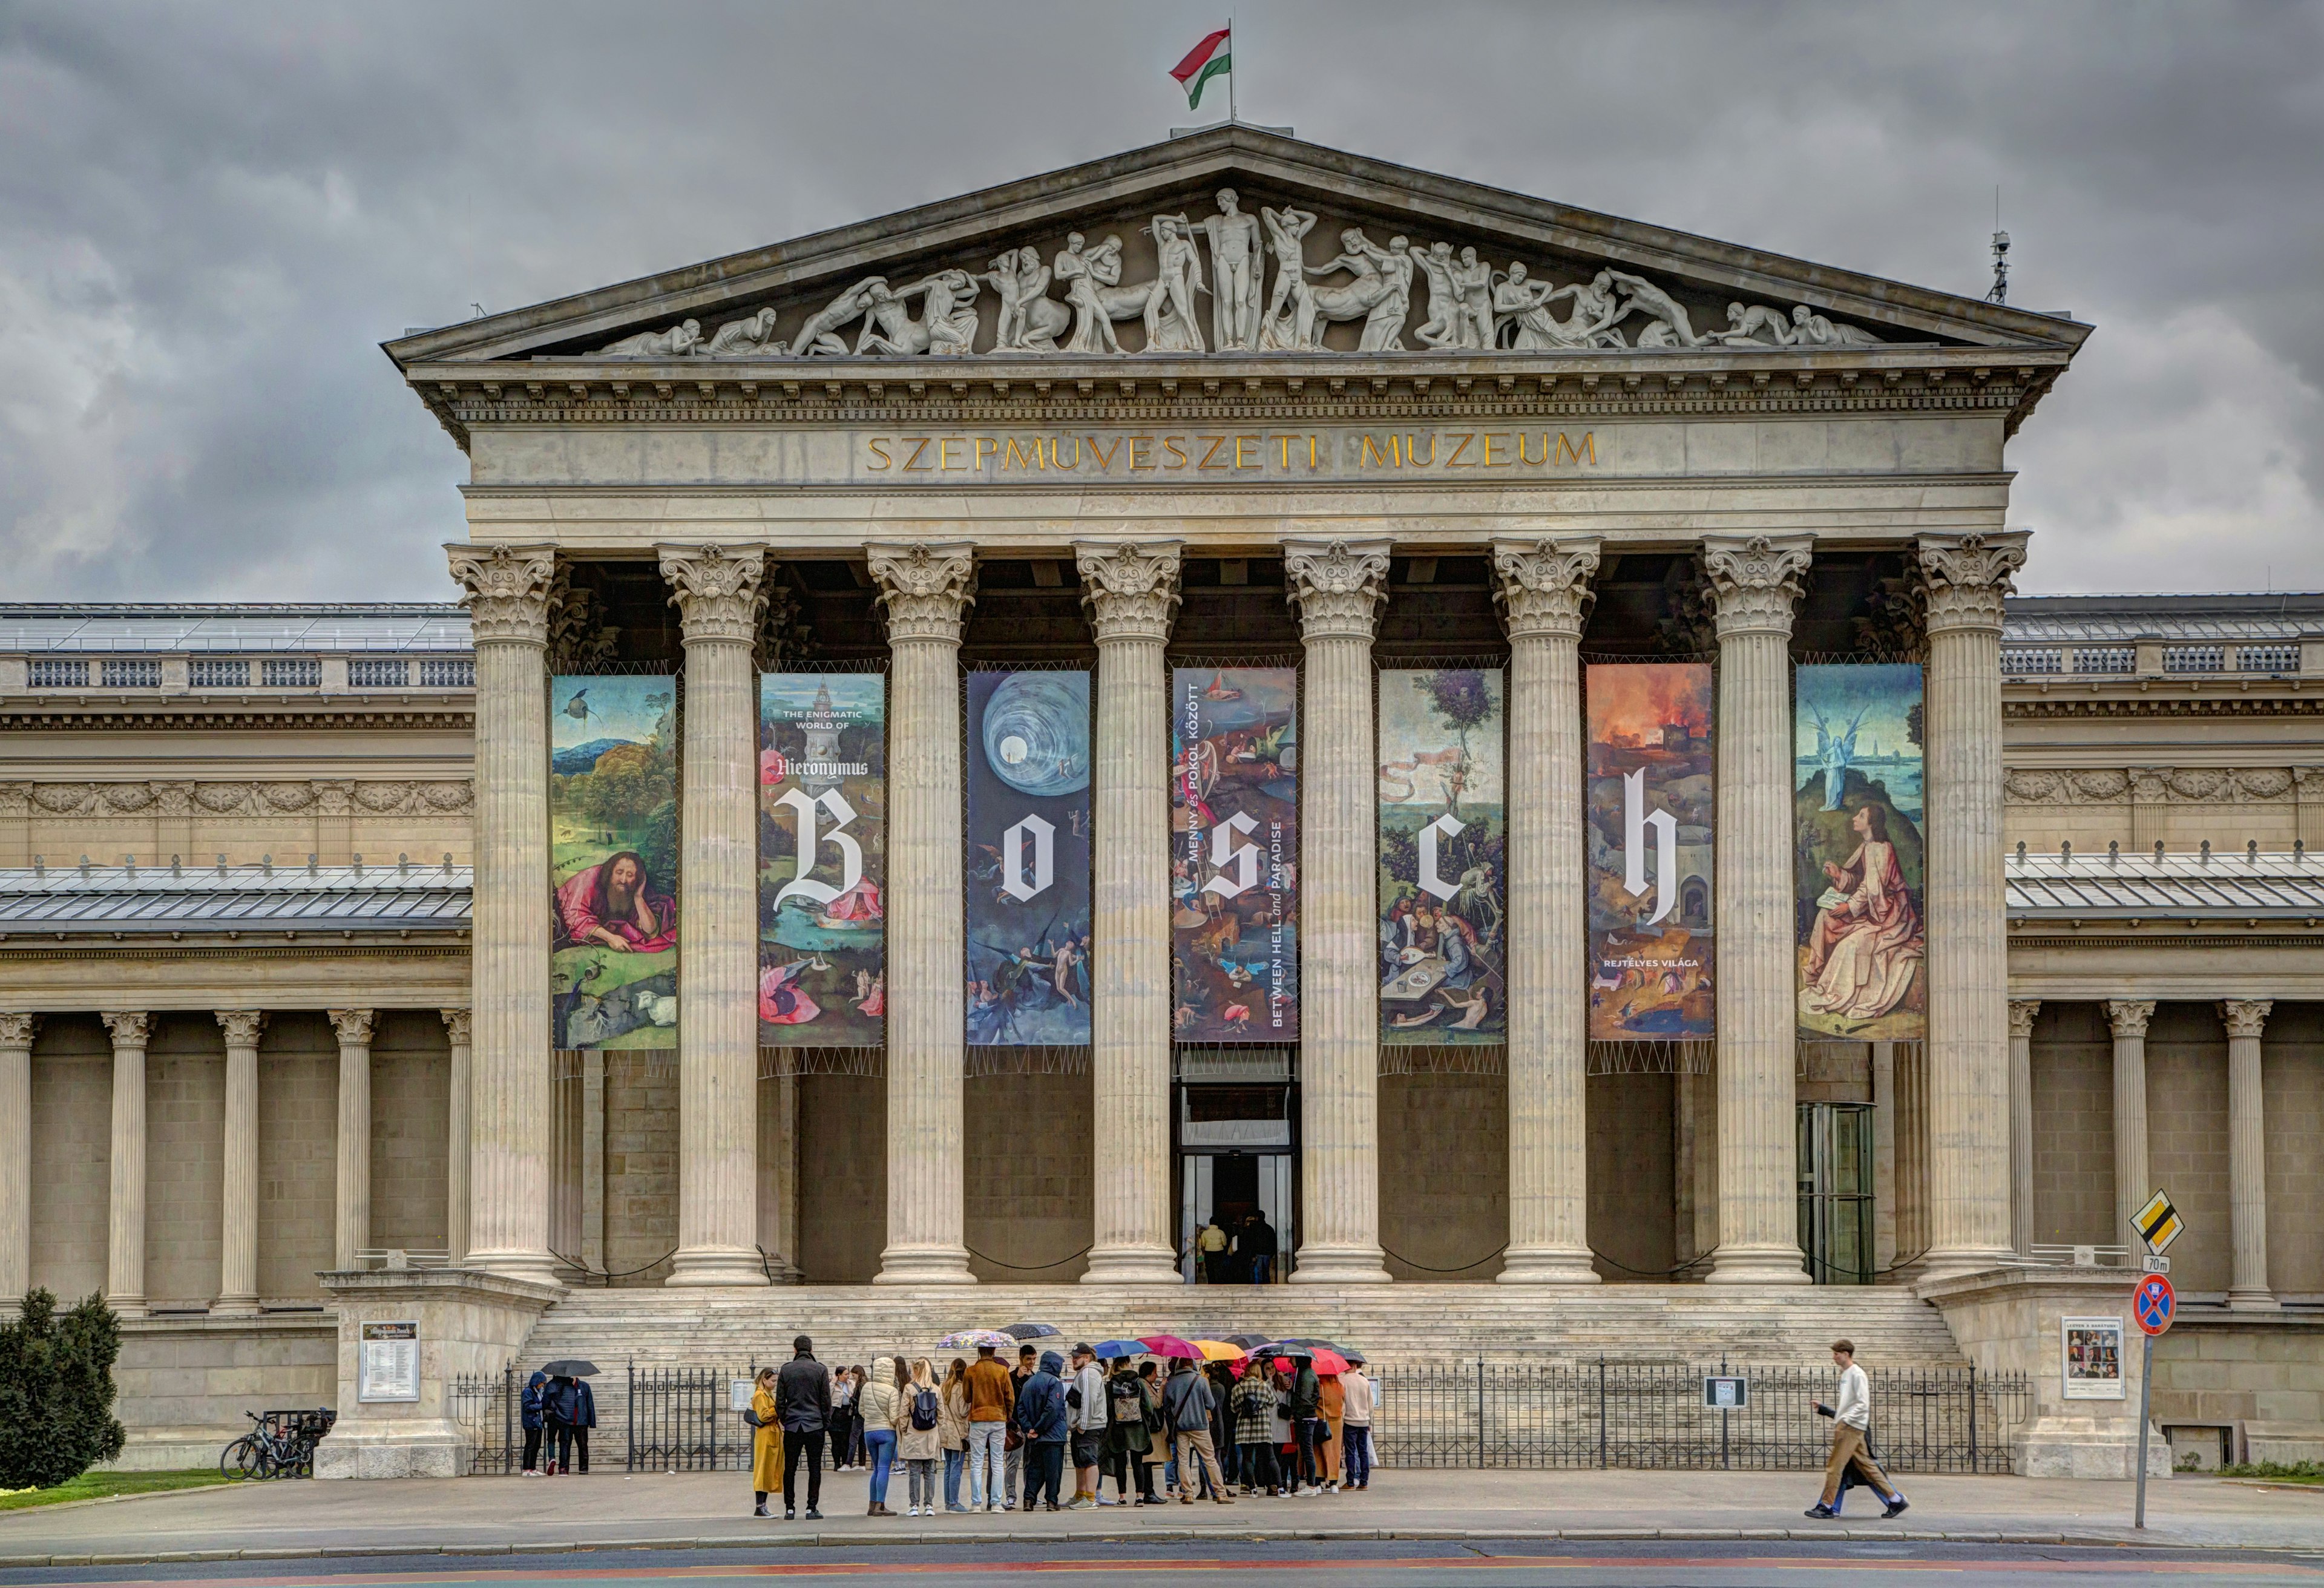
[[0, 1469, 234, 1511], [2221, 1461, 2324, 1487]]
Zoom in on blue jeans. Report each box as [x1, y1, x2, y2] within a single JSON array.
[[1344, 1425, 1372, 1487], [967, 1421, 1006, 1506], [1025, 1440, 1065, 1508], [1249, 1255, 1273, 1284], [944, 1446, 965, 1509], [864, 1428, 896, 1504]]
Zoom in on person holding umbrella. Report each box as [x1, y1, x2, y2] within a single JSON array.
[[1285, 1351, 1324, 1495], [1230, 1356, 1279, 1496], [540, 1361, 599, 1476], [1100, 1350, 1158, 1505]]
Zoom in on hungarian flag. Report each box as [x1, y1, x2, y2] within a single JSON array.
[[1169, 27, 1232, 110]]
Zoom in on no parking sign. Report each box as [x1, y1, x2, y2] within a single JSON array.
[[2135, 1272, 2176, 1336]]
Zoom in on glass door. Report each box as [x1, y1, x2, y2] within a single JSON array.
[[1797, 1102, 1876, 1284]]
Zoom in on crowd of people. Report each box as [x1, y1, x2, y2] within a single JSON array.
[[741, 1334, 1373, 1519], [1186, 1210, 1281, 1285]]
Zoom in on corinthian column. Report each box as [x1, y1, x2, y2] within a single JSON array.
[[441, 1008, 471, 1264], [1284, 537, 1393, 1285], [1075, 538, 1184, 1285], [2219, 999, 2277, 1310], [2106, 999, 2154, 1247], [2007, 1000, 2040, 1258], [1491, 534, 1602, 1285], [330, 1008, 376, 1269], [658, 544, 772, 1287], [869, 542, 978, 1286], [215, 1011, 264, 1314], [447, 543, 560, 1284], [101, 1011, 151, 1317], [0, 1014, 36, 1305], [1919, 531, 2029, 1278], [1701, 535, 1813, 1285]]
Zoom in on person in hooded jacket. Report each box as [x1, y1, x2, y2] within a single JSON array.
[[1013, 1349, 1071, 1511], [858, 1356, 901, 1515], [1287, 1356, 1325, 1495], [1102, 1355, 1158, 1504], [519, 1371, 547, 1477]]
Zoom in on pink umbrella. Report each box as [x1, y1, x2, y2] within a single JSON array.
[[1272, 1347, 1351, 1375], [1138, 1334, 1201, 1359]]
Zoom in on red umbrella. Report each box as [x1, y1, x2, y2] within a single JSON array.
[[1272, 1347, 1351, 1375], [1138, 1334, 1202, 1359]]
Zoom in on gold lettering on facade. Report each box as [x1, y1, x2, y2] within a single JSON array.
[[1005, 437, 1042, 471], [1164, 436, 1188, 468], [1198, 435, 1229, 469], [859, 430, 1601, 477], [1131, 436, 1155, 470], [868, 438, 893, 470], [904, 438, 933, 471], [1446, 432, 1475, 468]]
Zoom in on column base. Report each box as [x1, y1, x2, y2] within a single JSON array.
[[211, 1296, 261, 1318], [2228, 1287, 2284, 1313], [875, 1245, 977, 1285], [107, 1293, 149, 1319], [1079, 1245, 1181, 1285], [1916, 1245, 2015, 1285], [664, 1247, 772, 1287], [1287, 1245, 1393, 1285], [1496, 1247, 1602, 1285], [1704, 1245, 1811, 1285], [461, 1249, 565, 1288]]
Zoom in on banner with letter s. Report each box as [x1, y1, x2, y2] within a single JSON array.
[[1172, 667, 1298, 1042], [759, 674, 886, 1047], [1586, 663, 1715, 1042], [964, 669, 1092, 1046]]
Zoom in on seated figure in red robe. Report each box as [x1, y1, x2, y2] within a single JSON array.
[[1800, 804, 1923, 1022], [554, 851, 675, 954]]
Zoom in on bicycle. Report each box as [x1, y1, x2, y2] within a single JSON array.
[[219, 1407, 336, 1480]]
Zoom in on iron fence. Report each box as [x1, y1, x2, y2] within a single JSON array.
[[627, 1364, 758, 1471], [1371, 1359, 2027, 1474], [448, 1367, 522, 1475]]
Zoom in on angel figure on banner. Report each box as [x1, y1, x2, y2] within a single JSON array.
[[1808, 700, 1870, 812], [1799, 803, 1925, 1024]]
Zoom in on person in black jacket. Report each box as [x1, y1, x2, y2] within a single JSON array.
[[547, 1375, 596, 1475], [775, 1334, 832, 1520], [1287, 1355, 1324, 1494]]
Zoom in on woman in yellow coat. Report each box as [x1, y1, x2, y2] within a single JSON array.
[[749, 1366, 783, 1516]]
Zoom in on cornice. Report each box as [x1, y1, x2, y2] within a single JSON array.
[[0, 703, 474, 732], [2005, 694, 2324, 720], [0, 941, 469, 961]]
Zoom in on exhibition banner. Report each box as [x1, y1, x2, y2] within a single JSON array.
[[1585, 663, 1715, 1042], [1794, 663, 1926, 1040], [965, 669, 1093, 1045], [549, 675, 680, 1051], [759, 674, 887, 1046], [1377, 668, 1506, 1045], [1172, 667, 1298, 1041]]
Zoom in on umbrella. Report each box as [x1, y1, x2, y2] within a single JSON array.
[[1273, 1337, 1343, 1352], [1138, 1334, 1202, 1359], [1000, 1322, 1062, 1340], [1220, 1333, 1273, 1351], [1091, 1339, 1145, 1360], [1189, 1340, 1247, 1362], [936, 1328, 1017, 1351], [539, 1359, 599, 1377], [1270, 1347, 1351, 1375]]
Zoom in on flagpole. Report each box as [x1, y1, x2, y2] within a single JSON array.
[[1227, 18, 1236, 124]]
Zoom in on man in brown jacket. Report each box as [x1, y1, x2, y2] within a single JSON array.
[[964, 1344, 1016, 1512]]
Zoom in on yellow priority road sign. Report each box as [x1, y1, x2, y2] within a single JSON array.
[[2133, 1189, 2183, 1255]]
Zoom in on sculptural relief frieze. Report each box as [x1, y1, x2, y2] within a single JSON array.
[[0, 779, 476, 821], [2002, 767, 2302, 807], [592, 188, 1888, 363]]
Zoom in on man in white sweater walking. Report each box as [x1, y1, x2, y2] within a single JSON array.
[[1807, 1339, 1907, 1519]]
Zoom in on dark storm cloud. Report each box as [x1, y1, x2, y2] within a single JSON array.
[[2, 1, 2319, 599]]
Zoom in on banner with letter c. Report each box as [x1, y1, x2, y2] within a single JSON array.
[[1586, 663, 1715, 1042], [1172, 666, 1298, 1042], [1377, 668, 1505, 1045], [759, 673, 886, 1047]]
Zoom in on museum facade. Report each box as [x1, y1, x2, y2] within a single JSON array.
[[3, 130, 2320, 1474]]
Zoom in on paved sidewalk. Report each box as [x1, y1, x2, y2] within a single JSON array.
[[1, 1466, 2319, 1565]]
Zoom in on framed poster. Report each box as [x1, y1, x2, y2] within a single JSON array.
[[1378, 668, 1505, 1044], [1794, 664, 1926, 1040], [760, 674, 887, 1046], [1172, 667, 1298, 1041], [549, 675, 679, 1051], [965, 669, 1093, 1046], [358, 1320, 420, 1403], [2061, 1316, 2127, 1400], [1586, 663, 1715, 1041]]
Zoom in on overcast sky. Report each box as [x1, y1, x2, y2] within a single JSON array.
[[3, 1, 2319, 602]]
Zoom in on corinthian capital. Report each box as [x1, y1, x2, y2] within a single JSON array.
[[0, 1012, 38, 1049], [1283, 538, 1391, 641], [329, 1008, 378, 1047], [658, 543, 766, 646], [445, 544, 556, 645], [2007, 1000, 2041, 1040], [1917, 531, 2029, 634], [2219, 999, 2273, 1040], [215, 1010, 267, 1047], [1074, 539, 1183, 645], [867, 542, 976, 644], [441, 1008, 473, 1044], [100, 1011, 152, 1048], [1701, 535, 1813, 639], [1491, 534, 1602, 641], [2105, 999, 2155, 1040]]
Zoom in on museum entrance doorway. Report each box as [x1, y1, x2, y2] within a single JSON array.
[[1174, 1048, 1298, 1282], [1796, 1101, 1876, 1284]]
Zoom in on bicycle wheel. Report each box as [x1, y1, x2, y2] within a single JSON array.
[[220, 1436, 261, 1479]]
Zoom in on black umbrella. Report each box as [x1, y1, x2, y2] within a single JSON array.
[[1000, 1322, 1062, 1340], [1272, 1337, 1342, 1352], [1220, 1333, 1272, 1350], [540, 1359, 600, 1377]]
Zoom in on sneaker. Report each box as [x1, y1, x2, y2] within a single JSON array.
[[753, 1505, 769, 1517], [1883, 1497, 1910, 1519], [784, 1508, 796, 1521], [1066, 1497, 1094, 1510], [948, 1503, 970, 1514], [805, 1508, 823, 1521], [1804, 1504, 1837, 1519]]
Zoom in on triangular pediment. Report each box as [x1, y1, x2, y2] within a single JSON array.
[[388, 126, 2084, 370]]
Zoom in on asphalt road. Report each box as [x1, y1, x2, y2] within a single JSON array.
[[6, 1540, 2324, 1588]]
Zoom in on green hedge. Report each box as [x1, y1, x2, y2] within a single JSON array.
[[0, 1290, 125, 1490]]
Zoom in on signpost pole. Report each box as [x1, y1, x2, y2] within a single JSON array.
[[2135, 1329, 2154, 1529]]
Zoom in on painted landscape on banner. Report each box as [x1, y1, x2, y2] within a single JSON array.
[[1377, 668, 1506, 1045], [965, 670, 1093, 1046], [1172, 667, 1298, 1042], [1586, 663, 1715, 1042], [759, 674, 887, 1047], [549, 675, 679, 1051], [1794, 663, 1926, 1041]]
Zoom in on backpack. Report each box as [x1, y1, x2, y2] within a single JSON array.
[[1109, 1377, 1146, 1426], [910, 1387, 940, 1431]]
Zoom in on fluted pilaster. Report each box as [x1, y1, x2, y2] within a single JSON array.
[[1284, 537, 1393, 1285], [1918, 531, 2028, 1278], [2106, 999, 2155, 1247], [441, 1008, 471, 1265], [2007, 1000, 2040, 1258], [329, 1008, 375, 1270], [447, 542, 560, 1284], [215, 1010, 264, 1313], [659, 543, 772, 1287], [1075, 538, 1183, 1285], [1492, 534, 1602, 1284], [1701, 534, 1813, 1285], [0, 1013, 36, 1305], [2220, 999, 2277, 1310], [869, 541, 977, 1285], [101, 1011, 151, 1316]]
